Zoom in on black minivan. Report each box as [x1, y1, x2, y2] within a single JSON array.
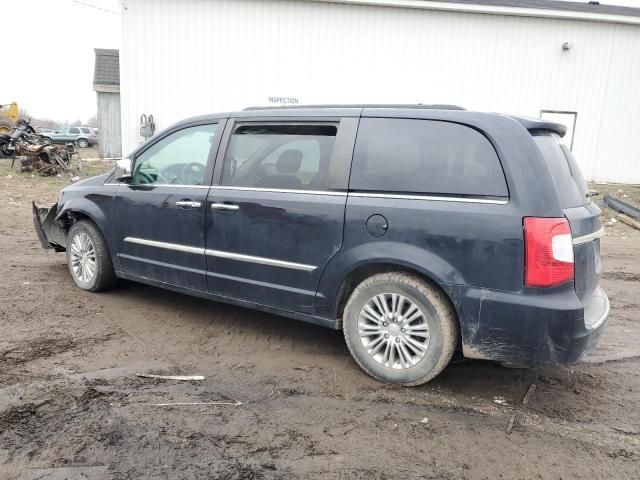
[[34, 105, 609, 385]]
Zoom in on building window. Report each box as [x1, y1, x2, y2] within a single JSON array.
[[540, 111, 577, 151]]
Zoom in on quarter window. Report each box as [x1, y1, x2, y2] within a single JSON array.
[[533, 133, 587, 207], [131, 124, 217, 186], [220, 124, 337, 191], [350, 118, 508, 197]]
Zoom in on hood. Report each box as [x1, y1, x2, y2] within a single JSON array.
[[63, 170, 113, 192]]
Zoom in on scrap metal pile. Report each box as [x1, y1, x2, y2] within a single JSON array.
[[15, 142, 75, 176], [0, 119, 76, 176]]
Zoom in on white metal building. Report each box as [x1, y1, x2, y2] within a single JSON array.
[[119, 0, 640, 183]]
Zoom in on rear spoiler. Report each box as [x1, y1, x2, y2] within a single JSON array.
[[509, 115, 567, 137]]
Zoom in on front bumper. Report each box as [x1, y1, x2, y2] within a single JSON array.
[[457, 284, 610, 364], [32, 202, 66, 251]]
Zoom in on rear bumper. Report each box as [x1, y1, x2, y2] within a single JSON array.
[[456, 284, 609, 364], [581, 287, 609, 355]]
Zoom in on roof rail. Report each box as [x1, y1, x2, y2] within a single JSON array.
[[243, 104, 465, 111]]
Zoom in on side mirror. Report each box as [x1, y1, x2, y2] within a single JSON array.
[[115, 158, 133, 182]]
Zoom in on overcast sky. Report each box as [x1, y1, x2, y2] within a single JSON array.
[[2, 0, 639, 124], [3, 0, 120, 124]]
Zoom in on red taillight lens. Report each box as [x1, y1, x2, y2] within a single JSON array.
[[523, 217, 574, 288]]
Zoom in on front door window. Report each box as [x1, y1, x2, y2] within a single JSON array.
[[132, 124, 218, 185]]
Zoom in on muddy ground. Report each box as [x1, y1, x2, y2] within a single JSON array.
[[1, 160, 639, 479]]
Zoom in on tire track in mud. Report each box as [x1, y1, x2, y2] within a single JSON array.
[[0, 333, 119, 368]]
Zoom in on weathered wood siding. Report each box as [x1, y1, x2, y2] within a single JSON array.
[[97, 92, 122, 158]]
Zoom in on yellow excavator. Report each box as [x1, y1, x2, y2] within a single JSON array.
[[0, 102, 19, 134]]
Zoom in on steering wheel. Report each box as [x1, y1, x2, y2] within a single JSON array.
[[136, 168, 171, 185], [136, 170, 158, 184], [180, 162, 206, 185]]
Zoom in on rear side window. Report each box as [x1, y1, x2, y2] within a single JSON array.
[[221, 124, 337, 191], [350, 118, 508, 197], [533, 133, 588, 207]]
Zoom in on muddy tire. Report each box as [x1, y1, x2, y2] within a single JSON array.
[[66, 220, 116, 292], [41, 137, 52, 145], [343, 272, 458, 386], [76, 138, 89, 148]]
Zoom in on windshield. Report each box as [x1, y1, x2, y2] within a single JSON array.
[[533, 133, 589, 207]]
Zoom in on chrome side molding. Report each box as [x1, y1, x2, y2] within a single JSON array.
[[122, 237, 317, 272], [205, 249, 317, 271], [123, 237, 203, 255], [209, 185, 508, 204], [210, 185, 346, 196], [348, 192, 508, 204]]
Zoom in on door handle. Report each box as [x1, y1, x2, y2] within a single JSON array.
[[210, 202, 239, 211], [175, 200, 201, 208]]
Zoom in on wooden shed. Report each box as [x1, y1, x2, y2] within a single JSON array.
[[93, 48, 122, 158]]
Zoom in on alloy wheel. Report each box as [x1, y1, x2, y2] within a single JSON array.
[[70, 231, 97, 283], [358, 293, 431, 369]]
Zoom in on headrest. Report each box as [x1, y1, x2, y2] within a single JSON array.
[[277, 149, 303, 174]]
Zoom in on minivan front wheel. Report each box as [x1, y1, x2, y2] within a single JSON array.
[[66, 220, 116, 292], [343, 272, 458, 385]]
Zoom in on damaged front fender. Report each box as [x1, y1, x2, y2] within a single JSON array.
[[32, 202, 67, 251]]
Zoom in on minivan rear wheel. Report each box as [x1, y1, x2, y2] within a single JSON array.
[[343, 272, 458, 385]]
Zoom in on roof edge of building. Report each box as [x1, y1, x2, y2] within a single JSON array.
[[94, 48, 119, 56], [306, 0, 640, 25]]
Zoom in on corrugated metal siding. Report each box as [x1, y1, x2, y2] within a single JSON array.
[[97, 92, 122, 158], [121, 0, 640, 183]]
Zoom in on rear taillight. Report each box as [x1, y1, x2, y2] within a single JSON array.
[[523, 217, 574, 288]]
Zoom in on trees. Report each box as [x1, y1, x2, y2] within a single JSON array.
[[19, 107, 60, 131]]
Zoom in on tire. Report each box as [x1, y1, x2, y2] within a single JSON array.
[[41, 137, 52, 145], [0, 120, 12, 135], [66, 220, 116, 292], [76, 138, 89, 148], [343, 272, 459, 386], [0, 141, 10, 158]]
